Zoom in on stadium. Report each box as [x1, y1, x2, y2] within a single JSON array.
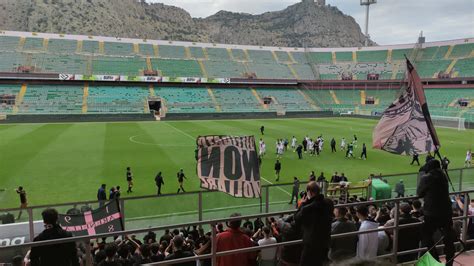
[[0, 0, 473, 265]]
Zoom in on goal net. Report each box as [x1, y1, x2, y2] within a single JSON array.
[[431, 115, 466, 131]]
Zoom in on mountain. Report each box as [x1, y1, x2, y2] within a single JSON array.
[[0, 0, 372, 47]]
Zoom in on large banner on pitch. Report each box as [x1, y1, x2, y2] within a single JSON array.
[[58, 200, 124, 236], [197, 136, 261, 198]]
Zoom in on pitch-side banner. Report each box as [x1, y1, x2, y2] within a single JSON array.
[[196, 135, 261, 198], [373, 59, 440, 155], [59, 200, 124, 236]]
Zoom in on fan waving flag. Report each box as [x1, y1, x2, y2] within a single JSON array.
[[373, 59, 440, 155], [59, 200, 124, 236], [196, 135, 261, 198]]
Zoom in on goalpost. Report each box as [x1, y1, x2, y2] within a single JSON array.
[[431, 115, 466, 131]]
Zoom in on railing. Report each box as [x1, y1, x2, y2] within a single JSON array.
[[0, 167, 472, 244], [1, 190, 473, 266]]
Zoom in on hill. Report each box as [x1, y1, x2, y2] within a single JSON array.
[[0, 0, 371, 47]]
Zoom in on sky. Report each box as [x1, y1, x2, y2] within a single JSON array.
[[147, 0, 474, 45]]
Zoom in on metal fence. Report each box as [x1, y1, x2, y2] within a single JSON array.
[[1, 189, 473, 266], [0, 167, 472, 244]]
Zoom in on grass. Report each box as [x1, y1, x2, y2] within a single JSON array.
[[0, 117, 472, 226]]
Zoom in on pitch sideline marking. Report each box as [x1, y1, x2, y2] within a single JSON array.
[[126, 200, 290, 221]]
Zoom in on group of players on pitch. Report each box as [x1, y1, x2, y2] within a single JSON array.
[[258, 132, 367, 161]]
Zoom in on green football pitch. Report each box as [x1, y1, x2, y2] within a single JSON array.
[[0, 117, 472, 227]]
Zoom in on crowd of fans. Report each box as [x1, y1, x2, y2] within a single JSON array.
[[5, 159, 474, 266]]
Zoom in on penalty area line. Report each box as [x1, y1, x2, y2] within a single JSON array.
[[261, 177, 292, 196]]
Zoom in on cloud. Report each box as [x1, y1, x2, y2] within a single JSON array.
[[146, 0, 474, 45]]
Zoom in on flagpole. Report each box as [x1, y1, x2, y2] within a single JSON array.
[[434, 149, 456, 192], [404, 56, 456, 192]]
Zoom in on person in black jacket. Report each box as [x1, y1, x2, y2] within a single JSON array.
[[29, 208, 79, 266], [155, 172, 165, 195], [417, 159, 455, 266], [330, 138, 337, 153], [164, 235, 195, 266], [274, 160, 282, 182], [294, 181, 334, 266], [97, 184, 107, 207]]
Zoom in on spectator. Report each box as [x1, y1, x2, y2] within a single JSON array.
[[97, 184, 107, 207], [257, 226, 277, 266], [455, 196, 474, 240], [355, 205, 379, 260], [164, 235, 195, 266], [278, 217, 302, 266], [417, 160, 455, 266], [98, 243, 119, 266], [215, 213, 257, 266], [397, 203, 421, 263], [294, 181, 334, 266], [395, 180, 405, 198], [411, 199, 424, 220], [329, 207, 357, 261], [254, 217, 264, 231], [29, 208, 79, 266], [289, 177, 300, 205], [160, 229, 173, 244], [150, 243, 164, 262], [117, 244, 134, 265]]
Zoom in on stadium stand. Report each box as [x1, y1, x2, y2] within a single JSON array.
[[22, 37, 44, 51], [248, 62, 294, 79], [212, 88, 263, 112], [139, 43, 155, 56], [18, 85, 83, 114], [357, 50, 387, 62], [81, 40, 100, 54], [151, 59, 202, 77], [0, 84, 20, 114], [88, 86, 149, 113], [206, 47, 230, 61], [0, 33, 472, 80], [155, 87, 215, 113], [203, 60, 245, 78], [47, 39, 77, 54], [449, 43, 474, 58], [335, 51, 353, 62], [248, 50, 275, 63], [158, 45, 186, 59], [453, 58, 474, 77], [91, 56, 146, 76], [104, 42, 134, 56], [0, 35, 20, 51], [189, 46, 206, 59], [257, 88, 314, 111]]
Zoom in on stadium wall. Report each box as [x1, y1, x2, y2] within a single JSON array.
[[0, 114, 155, 124], [162, 111, 334, 121]]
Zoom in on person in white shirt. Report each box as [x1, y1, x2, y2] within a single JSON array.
[[259, 141, 266, 157], [466, 149, 472, 167], [291, 136, 297, 152], [356, 205, 379, 259], [256, 226, 277, 266], [307, 139, 314, 156], [277, 143, 284, 158], [340, 138, 346, 151]]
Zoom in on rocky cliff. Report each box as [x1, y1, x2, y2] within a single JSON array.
[[0, 0, 372, 47]]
